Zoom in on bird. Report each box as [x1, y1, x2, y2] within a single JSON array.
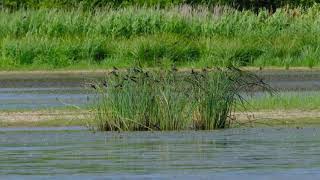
[[114, 84, 123, 88], [202, 68, 207, 72], [130, 77, 137, 83], [144, 72, 149, 77], [89, 83, 97, 89], [102, 80, 108, 88], [133, 67, 142, 73]]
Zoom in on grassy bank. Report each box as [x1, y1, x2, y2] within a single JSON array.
[[245, 91, 320, 111], [0, 5, 320, 70]]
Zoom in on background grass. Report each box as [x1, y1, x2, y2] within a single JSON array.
[[244, 91, 320, 111], [0, 5, 320, 70], [1, 0, 320, 10]]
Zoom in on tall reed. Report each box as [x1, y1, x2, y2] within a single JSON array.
[[1, 6, 320, 69], [91, 66, 269, 131]]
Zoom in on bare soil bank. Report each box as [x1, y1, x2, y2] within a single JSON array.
[[1, 109, 320, 127]]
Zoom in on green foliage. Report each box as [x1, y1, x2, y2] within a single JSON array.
[[0, 6, 320, 69], [1, 0, 320, 10], [246, 91, 320, 111], [91, 67, 268, 131], [229, 49, 264, 66], [131, 35, 201, 65]]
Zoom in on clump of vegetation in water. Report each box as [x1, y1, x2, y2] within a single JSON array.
[[89, 66, 270, 131]]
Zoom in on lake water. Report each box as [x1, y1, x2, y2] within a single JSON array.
[[1, 71, 320, 110], [1, 127, 320, 179], [0, 87, 95, 110]]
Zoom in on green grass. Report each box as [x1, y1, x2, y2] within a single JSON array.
[[89, 67, 269, 131], [0, 6, 320, 70], [1, 0, 319, 10], [244, 91, 320, 111]]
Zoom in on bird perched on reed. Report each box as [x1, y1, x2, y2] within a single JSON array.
[[102, 80, 108, 88], [88, 83, 97, 89]]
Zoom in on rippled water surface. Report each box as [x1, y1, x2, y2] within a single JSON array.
[[0, 87, 95, 110], [1, 128, 320, 179]]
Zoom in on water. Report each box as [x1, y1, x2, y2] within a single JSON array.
[[1, 128, 320, 179], [0, 87, 95, 110], [1, 71, 320, 110]]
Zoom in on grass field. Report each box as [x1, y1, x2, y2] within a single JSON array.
[[244, 91, 320, 111], [0, 5, 320, 70]]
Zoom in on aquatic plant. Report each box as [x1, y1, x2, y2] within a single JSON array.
[[91, 66, 270, 131]]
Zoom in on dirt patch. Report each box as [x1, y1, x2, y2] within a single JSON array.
[[235, 110, 320, 121], [0, 110, 92, 122], [1, 109, 320, 126]]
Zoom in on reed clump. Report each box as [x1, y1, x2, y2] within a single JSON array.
[[91, 66, 269, 131]]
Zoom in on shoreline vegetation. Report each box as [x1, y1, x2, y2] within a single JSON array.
[[1, 1, 319, 130], [0, 4, 320, 70], [1, 86, 320, 128], [91, 67, 272, 131]]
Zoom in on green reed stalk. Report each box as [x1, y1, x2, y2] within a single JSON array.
[[91, 66, 269, 131]]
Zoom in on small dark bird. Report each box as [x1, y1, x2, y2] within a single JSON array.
[[202, 68, 207, 72], [114, 84, 123, 88], [191, 69, 196, 74], [130, 78, 137, 83], [111, 71, 119, 77], [102, 80, 108, 88], [259, 66, 263, 71], [145, 72, 149, 77], [133, 67, 142, 73], [89, 83, 97, 89]]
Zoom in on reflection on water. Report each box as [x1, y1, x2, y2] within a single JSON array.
[[1, 128, 320, 179]]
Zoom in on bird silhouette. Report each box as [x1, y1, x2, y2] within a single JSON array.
[[89, 83, 97, 89], [102, 80, 108, 88]]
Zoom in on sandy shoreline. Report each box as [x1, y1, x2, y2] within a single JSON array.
[[1, 109, 320, 127]]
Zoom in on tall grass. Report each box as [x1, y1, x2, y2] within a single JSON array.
[[1, 0, 319, 10], [1, 5, 320, 69], [245, 91, 320, 111], [91, 66, 269, 131]]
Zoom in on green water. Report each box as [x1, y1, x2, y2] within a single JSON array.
[[1, 127, 320, 179]]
